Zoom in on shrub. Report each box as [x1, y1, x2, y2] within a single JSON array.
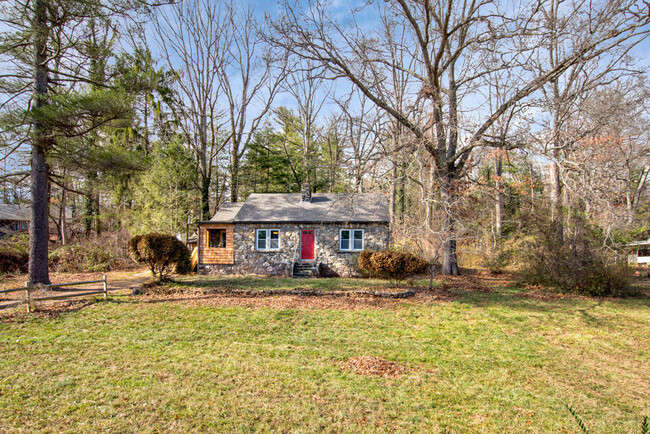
[[481, 247, 510, 275], [49, 231, 135, 273], [50, 244, 118, 273], [0, 233, 29, 254], [357, 250, 374, 277], [128, 234, 143, 262], [519, 209, 630, 297], [0, 251, 28, 273], [358, 250, 428, 287], [0, 234, 29, 273], [128, 233, 191, 281]]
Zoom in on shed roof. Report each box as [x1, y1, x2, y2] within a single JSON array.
[[207, 193, 389, 224]]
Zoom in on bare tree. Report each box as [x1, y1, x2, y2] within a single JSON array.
[[529, 0, 650, 242], [271, 0, 649, 274], [153, 0, 229, 220], [279, 60, 330, 189], [320, 113, 345, 192], [220, 2, 287, 203], [336, 90, 383, 193], [562, 79, 650, 235]]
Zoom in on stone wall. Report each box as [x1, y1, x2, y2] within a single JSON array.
[[200, 222, 389, 277]]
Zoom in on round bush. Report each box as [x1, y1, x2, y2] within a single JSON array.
[[358, 250, 428, 286], [128, 233, 191, 281]]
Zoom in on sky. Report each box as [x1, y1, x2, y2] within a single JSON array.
[[1, 0, 650, 194]]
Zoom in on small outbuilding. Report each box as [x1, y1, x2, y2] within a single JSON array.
[[628, 239, 650, 266], [196, 189, 390, 277]]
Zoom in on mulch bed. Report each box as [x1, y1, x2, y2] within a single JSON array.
[[342, 356, 406, 379]]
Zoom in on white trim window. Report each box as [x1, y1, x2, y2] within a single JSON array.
[[340, 229, 364, 251], [256, 229, 280, 250]]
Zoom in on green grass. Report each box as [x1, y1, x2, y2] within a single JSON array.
[[1, 277, 649, 432], [172, 275, 399, 291]]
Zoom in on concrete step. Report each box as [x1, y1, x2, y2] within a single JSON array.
[[293, 262, 317, 278]]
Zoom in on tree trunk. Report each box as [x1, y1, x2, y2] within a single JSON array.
[[230, 151, 240, 203], [440, 175, 460, 276], [83, 195, 92, 237], [398, 163, 406, 217], [201, 175, 210, 221], [442, 238, 460, 275], [389, 162, 397, 225], [59, 181, 67, 245], [549, 161, 563, 241], [428, 262, 436, 290], [83, 171, 97, 237], [625, 191, 633, 225], [495, 154, 503, 245], [95, 190, 101, 237], [28, 0, 51, 285]]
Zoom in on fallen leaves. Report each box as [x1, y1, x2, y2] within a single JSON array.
[[342, 356, 406, 379]]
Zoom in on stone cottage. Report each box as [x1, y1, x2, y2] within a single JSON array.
[[196, 189, 390, 277]]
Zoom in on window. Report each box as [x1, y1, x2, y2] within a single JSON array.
[[208, 229, 227, 248], [256, 229, 280, 250], [340, 229, 364, 251]]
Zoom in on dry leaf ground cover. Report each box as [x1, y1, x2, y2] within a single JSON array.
[[0, 273, 648, 432]]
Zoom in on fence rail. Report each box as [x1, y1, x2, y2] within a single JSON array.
[[0, 275, 108, 312], [0, 286, 26, 295]]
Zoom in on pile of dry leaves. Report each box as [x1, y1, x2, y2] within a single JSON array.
[[342, 356, 406, 379]]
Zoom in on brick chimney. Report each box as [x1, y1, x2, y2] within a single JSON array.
[[301, 182, 312, 203]]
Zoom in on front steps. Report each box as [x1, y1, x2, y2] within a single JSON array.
[[293, 262, 317, 278]]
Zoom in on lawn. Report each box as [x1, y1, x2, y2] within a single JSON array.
[[0, 274, 648, 432]]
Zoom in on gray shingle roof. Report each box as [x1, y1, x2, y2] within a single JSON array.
[[209, 202, 245, 223], [0, 204, 30, 221], [0, 203, 73, 221], [209, 193, 389, 224]]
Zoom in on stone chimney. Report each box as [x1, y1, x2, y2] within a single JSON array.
[[301, 182, 312, 203]]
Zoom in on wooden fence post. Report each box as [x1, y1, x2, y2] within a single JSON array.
[[102, 275, 107, 299], [24, 282, 31, 313]]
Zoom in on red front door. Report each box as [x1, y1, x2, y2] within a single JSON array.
[[301, 230, 315, 260]]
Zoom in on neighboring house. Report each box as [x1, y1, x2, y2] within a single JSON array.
[[196, 188, 390, 277], [0, 204, 30, 237], [628, 239, 650, 266], [0, 203, 73, 239]]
